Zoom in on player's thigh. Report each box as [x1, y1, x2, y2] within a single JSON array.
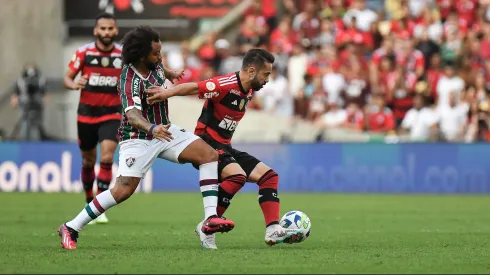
[[230, 148, 262, 181], [157, 125, 217, 166], [77, 122, 98, 166], [118, 139, 161, 179], [97, 120, 120, 162], [218, 149, 246, 180], [77, 122, 99, 152]]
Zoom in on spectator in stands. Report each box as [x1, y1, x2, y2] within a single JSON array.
[[436, 91, 469, 142], [254, 65, 293, 118], [400, 93, 438, 141], [436, 62, 465, 109], [171, 0, 490, 143], [365, 93, 395, 133]]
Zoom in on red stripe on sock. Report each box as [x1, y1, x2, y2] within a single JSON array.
[[92, 197, 105, 213], [220, 174, 246, 195], [81, 167, 95, 185], [97, 163, 113, 182], [200, 179, 218, 186]]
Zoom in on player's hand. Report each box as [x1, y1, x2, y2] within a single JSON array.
[[74, 75, 88, 89], [167, 69, 185, 84], [152, 124, 173, 142], [146, 86, 173, 104]]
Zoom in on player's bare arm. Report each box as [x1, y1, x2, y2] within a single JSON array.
[[64, 69, 88, 90], [146, 83, 198, 104], [162, 67, 185, 83], [126, 108, 173, 141]]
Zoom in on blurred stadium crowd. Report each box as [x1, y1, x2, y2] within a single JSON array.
[[162, 0, 490, 143]]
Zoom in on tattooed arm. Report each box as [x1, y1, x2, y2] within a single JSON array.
[[126, 108, 173, 141], [126, 108, 153, 133]]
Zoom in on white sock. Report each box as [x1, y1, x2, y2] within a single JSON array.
[[199, 161, 219, 219], [66, 190, 117, 231]]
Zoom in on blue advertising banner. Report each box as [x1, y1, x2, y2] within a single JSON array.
[[0, 142, 489, 193]]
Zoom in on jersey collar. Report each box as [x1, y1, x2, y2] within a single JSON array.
[[235, 71, 250, 95]]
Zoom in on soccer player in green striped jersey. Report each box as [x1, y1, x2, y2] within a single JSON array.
[[57, 26, 235, 250]]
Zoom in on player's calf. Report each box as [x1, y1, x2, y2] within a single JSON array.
[[217, 163, 247, 217]]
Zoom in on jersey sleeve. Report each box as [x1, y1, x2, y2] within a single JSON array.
[[119, 72, 143, 113], [197, 77, 222, 101], [67, 49, 86, 74]]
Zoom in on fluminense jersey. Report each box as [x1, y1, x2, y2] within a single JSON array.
[[118, 63, 169, 141], [195, 72, 253, 144]]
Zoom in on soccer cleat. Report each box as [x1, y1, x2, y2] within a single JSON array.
[[200, 215, 235, 235], [264, 224, 304, 246], [195, 220, 217, 249], [57, 223, 79, 250], [95, 213, 109, 224]]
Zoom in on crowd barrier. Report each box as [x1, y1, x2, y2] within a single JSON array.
[[0, 142, 489, 193]]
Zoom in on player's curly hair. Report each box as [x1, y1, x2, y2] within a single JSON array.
[[121, 25, 160, 65]]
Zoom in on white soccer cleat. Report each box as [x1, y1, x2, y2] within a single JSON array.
[[264, 224, 303, 246], [95, 213, 109, 224], [195, 220, 217, 249]]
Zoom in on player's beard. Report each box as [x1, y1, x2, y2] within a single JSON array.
[[250, 76, 264, 91], [97, 35, 115, 47], [144, 58, 158, 71]]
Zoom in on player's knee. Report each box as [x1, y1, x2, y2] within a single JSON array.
[[112, 177, 138, 203], [197, 147, 219, 166], [100, 153, 114, 164], [82, 157, 96, 168], [257, 169, 279, 189]]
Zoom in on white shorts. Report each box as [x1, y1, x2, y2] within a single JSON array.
[[117, 124, 200, 178]]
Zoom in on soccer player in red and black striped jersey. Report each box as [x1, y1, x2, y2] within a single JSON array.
[[146, 49, 304, 248], [57, 25, 235, 250], [64, 13, 122, 225]]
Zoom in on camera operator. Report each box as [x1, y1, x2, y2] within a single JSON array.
[[11, 64, 47, 141]]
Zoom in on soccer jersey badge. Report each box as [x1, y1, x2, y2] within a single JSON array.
[[126, 157, 136, 167], [113, 58, 122, 69], [239, 99, 245, 110], [206, 81, 216, 91], [102, 57, 110, 67], [157, 69, 164, 79]]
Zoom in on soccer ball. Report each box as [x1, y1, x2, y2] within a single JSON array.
[[279, 210, 311, 242]]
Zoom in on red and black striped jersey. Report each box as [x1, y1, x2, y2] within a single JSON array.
[[194, 72, 253, 144], [68, 42, 123, 124], [118, 63, 170, 141]]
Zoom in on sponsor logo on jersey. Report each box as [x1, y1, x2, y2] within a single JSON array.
[[229, 89, 240, 96], [132, 77, 140, 96], [88, 74, 118, 87], [203, 91, 219, 99]]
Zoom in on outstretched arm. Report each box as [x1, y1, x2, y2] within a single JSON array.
[[146, 83, 199, 104]]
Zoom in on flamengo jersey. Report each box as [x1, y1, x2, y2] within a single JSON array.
[[68, 42, 123, 124], [195, 72, 253, 144], [118, 63, 169, 141]]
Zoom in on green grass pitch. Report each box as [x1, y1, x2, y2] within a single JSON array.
[[0, 192, 489, 274]]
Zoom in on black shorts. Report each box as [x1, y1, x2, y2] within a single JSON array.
[[197, 134, 261, 181], [77, 120, 120, 151]]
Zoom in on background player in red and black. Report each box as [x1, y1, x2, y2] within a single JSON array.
[[64, 13, 122, 224], [146, 49, 303, 248]]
